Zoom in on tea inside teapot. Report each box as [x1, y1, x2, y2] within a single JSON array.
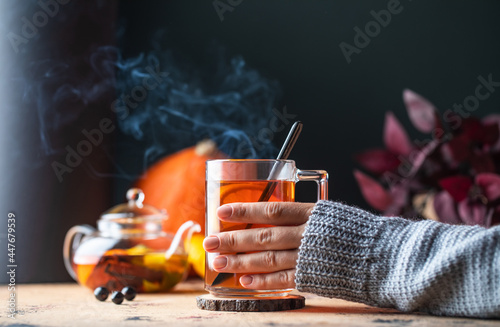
[[64, 188, 200, 292]]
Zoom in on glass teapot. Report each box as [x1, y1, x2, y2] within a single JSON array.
[[63, 188, 200, 293]]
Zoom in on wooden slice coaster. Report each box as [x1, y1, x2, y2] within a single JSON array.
[[196, 294, 305, 312]]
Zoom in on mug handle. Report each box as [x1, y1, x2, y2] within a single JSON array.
[[296, 169, 329, 200], [63, 225, 95, 280]]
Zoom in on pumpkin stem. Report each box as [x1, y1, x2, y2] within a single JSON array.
[[195, 139, 219, 156]]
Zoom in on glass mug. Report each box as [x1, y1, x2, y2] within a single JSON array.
[[205, 159, 328, 297]]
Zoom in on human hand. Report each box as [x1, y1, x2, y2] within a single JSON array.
[[203, 202, 315, 290]]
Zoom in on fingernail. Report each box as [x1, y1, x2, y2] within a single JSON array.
[[203, 236, 220, 251], [213, 256, 228, 269], [217, 205, 233, 219], [240, 275, 253, 286]]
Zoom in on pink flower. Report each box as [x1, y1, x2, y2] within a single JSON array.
[[435, 173, 500, 226], [442, 116, 499, 173], [354, 89, 500, 227], [354, 112, 411, 175]]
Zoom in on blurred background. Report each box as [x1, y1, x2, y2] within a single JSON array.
[[1, 0, 500, 283]]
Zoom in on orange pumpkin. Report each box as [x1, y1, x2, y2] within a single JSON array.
[[135, 139, 226, 236]]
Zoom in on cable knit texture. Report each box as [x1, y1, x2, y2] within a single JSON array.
[[295, 200, 500, 318]]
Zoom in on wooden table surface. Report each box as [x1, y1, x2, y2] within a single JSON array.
[[1, 279, 497, 326]]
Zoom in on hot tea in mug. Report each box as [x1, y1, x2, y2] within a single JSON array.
[[205, 159, 328, 297]]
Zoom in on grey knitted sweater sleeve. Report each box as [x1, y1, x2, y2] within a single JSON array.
[[295, 200, 500, 318]]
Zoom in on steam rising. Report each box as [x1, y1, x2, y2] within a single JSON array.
[[24, 43, 281, 177], [14, 0, 282, 179], [114, 45, 281, 163]]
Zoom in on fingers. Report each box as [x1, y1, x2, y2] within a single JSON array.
[[211, 250, 299, 273], [204, 225, 305, 253], [210, 251, 298, 290], [240, 269, 296, 290], [205, 202, 312, 291], [217, 202, 314, 226]]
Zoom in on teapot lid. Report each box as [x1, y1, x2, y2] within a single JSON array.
[[100, 188, 166, 220]]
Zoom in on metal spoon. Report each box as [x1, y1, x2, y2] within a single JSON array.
[[211, 121, 303, 287]]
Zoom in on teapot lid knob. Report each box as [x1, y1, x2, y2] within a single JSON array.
[[126, 188, 145, 207]]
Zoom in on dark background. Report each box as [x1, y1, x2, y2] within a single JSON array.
[[1, 0, 500, 283]]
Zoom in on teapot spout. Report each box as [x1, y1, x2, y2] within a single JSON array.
[[165, 221, 201, 259]]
